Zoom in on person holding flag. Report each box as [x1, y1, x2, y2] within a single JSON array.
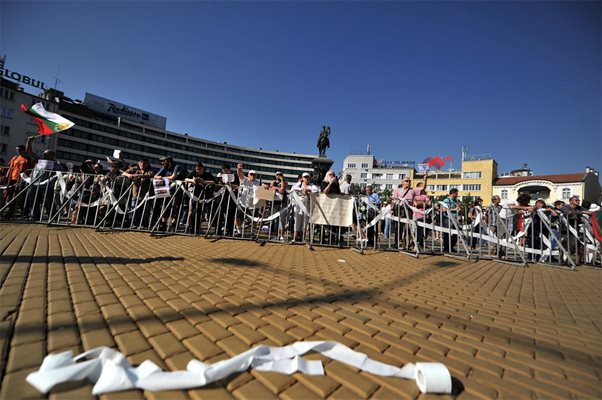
[[20, 103, 74, 136]]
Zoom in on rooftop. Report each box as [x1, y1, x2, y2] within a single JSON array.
[[495, 172, 587, 185]]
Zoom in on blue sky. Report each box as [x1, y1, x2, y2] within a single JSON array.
[[2, 1, 600, 175]]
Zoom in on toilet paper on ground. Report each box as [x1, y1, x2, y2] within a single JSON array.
[[26, 341, 452, 395]]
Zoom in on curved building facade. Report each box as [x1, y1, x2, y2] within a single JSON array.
[[51, 92, 317, 183]]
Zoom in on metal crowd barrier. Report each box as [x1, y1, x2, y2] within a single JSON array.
[[1, 169, 600, 269]]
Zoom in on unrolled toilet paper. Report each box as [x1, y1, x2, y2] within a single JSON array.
[[26, 341, 453, 395]]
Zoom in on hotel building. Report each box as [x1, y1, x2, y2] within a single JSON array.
[[1, 77, 317, 184]]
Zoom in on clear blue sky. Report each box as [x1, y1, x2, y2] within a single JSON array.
[[2, 1, 600, 175]]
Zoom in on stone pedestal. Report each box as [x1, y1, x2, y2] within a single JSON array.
[[310, 157, 334, 185]]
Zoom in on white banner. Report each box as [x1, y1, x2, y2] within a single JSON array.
[[310, 193, 354, 227]]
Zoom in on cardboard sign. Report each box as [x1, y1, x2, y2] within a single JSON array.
[[310, 193, 354, 227]]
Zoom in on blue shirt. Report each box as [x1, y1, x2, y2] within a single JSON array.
[[443, 197, 458, 218]]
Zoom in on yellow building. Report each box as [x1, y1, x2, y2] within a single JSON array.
[[413, 157, 498, 205]]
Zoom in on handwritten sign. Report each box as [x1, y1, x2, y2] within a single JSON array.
[[310, 193, 354, 227]]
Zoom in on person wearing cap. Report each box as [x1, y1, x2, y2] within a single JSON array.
[[153, 156, 187, 231], [292, 172, 319, 241], [123, 158, 156, 228], [234, 163, 261, 234], [184, 162, 216, 233], [214, 163, 240, 236], [270, 171, 288, 241]]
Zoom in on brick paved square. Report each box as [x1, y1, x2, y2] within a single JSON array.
[[1, 224, 601, 399]]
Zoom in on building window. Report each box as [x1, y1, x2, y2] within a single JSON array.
[[463, 171, 482, 179], [449, 184, 461, 190], [360, 183, 366, 189], [0, 88, 15, 100], [347, 163, 356, 168], [0, 125, 9, 136], [0, 107, 14, 119], [426, 185, 435, 191], [398, 174, 405, 180], [373, 184, 381, 191], [386, 173, 393, 180], [463, 184, 481, 191], [0, 143, 7, 153], [372, 173, 382, 179], [436, 185, 448, 191], [361, 163, 368, 168], [385, 184, 392, 190], [501, 189, 508, 199], [360, 173, 367, 179], [562, 188, 570, 199]]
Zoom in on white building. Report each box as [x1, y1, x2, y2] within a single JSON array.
[[493, 168, 601, 205], [0, 78, 60, 163], [0, 77, 317, 184], [341, 154, 414, 192]]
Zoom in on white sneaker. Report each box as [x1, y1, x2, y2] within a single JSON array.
[[278, 236, 285, 242]]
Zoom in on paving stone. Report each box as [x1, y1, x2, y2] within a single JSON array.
[[48, 327, 79, 352], [184, 334, 223, 360], [115, 330, 151, 356], [1, 367, 45, 400], [250, 370, 295, 395], [6, 340, 45, 372], [81, 328, 115, 350], [232, 379, 277, 399], [194, 319, 231, 343], [279, 383, 323, 400], [326, 361, 379, 397], [228, 323, 266, 346]]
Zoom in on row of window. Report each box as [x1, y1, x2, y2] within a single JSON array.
[[69, 112, 313, 163], [498, 188, 572, 200], [426, 184, 482, 192], [0, 88, 15, 101], [65, 116, 312, 169], [57, 137, 308, 178], [346, 163, 371, 169]]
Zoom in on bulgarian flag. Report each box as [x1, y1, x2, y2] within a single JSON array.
[[20, 103, 74, 135]]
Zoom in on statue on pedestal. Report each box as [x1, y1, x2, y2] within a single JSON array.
[[317, 126, 331, 157]]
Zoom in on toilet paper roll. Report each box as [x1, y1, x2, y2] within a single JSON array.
[[414, 362, 452, 394]]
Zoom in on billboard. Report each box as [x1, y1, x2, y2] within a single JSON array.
[[84, 93, 167, 130]]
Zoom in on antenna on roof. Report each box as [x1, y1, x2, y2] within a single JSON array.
[[367, 144, 371, 155]]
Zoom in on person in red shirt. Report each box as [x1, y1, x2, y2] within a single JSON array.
[[2, 137, 35, 218]]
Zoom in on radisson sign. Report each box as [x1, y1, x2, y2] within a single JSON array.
[[84, 93, 167, 130]]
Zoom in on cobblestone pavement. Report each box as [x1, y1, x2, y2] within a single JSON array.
[[0, 224, 601, 400]]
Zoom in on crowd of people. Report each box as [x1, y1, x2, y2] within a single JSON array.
[[1, 138, 600, 265]]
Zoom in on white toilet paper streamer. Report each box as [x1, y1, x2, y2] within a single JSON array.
[[26, 341, 452, 395]]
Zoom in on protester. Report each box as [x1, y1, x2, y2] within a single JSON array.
[[269, 171, 288, 241], [441, 188, 461, 253], [2, 137, 35, 218], [153, 156, 187, 231], [364, 184, 381, 246], [321, 170, 341, 194], [122, 158, 155, 228], [184, 162, 216, 233], [215, 163, 240, 236], [340, 174, 352, 195], [235, 164, 261, 235], [413, 187, 430, 249], [292, 172, 318, 242]]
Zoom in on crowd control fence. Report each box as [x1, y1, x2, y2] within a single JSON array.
[[1, 169, 600, 270]]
